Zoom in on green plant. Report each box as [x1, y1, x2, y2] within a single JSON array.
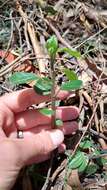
[[9, 35, 82, 128], [67, 136, 107, 176]]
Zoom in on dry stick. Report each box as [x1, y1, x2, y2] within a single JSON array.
[[24, 21, 31, 51], [16, 1, 46, 75], [87, 42, 106, 132], [71, 97, 102, 157], [44, 19, 74, 50], [50, 159, 67, 184], [0, 53, 29, 77], [41, 154, 54, 190], [79, 127, 107, 141], [75, 27, 107, 49], [78, 58, 107, 85], [85, 57, 107, 85], [15, 18, 23, 52], [0, 84, 13, 92], [99, 99, 104, 132], [0, 0, 10, 8], [78, 94, 106, 140], [82, 90, 99, 132], [89, 129, 107, 141]]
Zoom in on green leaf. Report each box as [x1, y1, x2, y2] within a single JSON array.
[[55, 119, 63, 127], [85, 164, 98, 176], [58, 47, 81, 58], [61, 80, 82, 91], [68, 151, 84, 169], [102, 172, 107, 180], [46, 35, 58, 58], [100, 150, 107, 154], [68, 151, 89, 173], [9, 72, 39, 85], [78, 155, 89, 173], [96, 157, 107, 166], [39, 108, 54, 116], [63, 68, 78, 80], [90, 149, 107, 166], [44, 5, 57, 15], [80, 139, 93, 150], [33, 77, 52, 95]]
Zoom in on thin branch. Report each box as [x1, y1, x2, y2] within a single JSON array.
[[50, 58, 56, 129], [44, 18, 74, 50], [0, 0, 10, 8], [75, 27, 107, 49], [71, 96, 102, 157], [0, 53, 29, 77], [16, 1, 46, 75]]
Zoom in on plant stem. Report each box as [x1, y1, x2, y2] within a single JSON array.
[[41, 57, 57, 190], [50, 57, 56, 129]]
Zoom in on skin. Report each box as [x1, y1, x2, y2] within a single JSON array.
[[0, 88, 79, 190]]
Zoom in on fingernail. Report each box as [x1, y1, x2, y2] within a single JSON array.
[[50, 129, 64, 148]]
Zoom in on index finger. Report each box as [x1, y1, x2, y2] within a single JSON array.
[[0, 88, 70, 113]]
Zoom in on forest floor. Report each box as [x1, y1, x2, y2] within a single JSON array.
[[0, 0, 107, 190]]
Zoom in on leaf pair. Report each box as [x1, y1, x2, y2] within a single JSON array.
[[9, 72, 52, 95], [9, 35, 83, 93], [68, 150, 100, 175], [68, 151, 89, 173], [10, 71, 83, 93]]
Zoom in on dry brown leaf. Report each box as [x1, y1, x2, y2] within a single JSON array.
[[67, 169, 84, 190]]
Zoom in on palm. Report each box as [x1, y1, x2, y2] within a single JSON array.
[[0, 88, 79, 190]]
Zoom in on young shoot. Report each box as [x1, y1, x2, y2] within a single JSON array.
[[9, 35, 83, 129]]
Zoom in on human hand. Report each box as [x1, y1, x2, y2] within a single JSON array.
[[0, 88, 79, 190]]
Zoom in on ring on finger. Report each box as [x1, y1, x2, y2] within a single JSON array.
[[17, 130, 24, 139]]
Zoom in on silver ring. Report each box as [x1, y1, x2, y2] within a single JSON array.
[[17, 130, 24, 139]]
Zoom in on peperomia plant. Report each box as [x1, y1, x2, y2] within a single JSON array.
[[9, 35, 82, 128]]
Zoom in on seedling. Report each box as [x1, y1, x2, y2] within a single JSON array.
[[9, 35, 82, 129]]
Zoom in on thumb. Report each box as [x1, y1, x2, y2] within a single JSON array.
[[15, 129, 64, 166]]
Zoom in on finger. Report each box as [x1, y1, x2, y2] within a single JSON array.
[[16, 106, 79, 130], [27, 154, 50, 165], [13, 129, 64, 166], [0, 88, 70, 113], [58, 143, 66, 153], [0, 101, 15, 134], [26, 144, 66, 165], [9, 121, 78, 138], [56, 106, 79, 120], [0, 128, 6, 138]]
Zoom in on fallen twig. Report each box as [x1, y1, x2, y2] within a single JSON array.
[[16, 1, 46, 75], [44, 18, 74, 50], [71, 96, 102, 157], [0, 53, 30, 77]]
